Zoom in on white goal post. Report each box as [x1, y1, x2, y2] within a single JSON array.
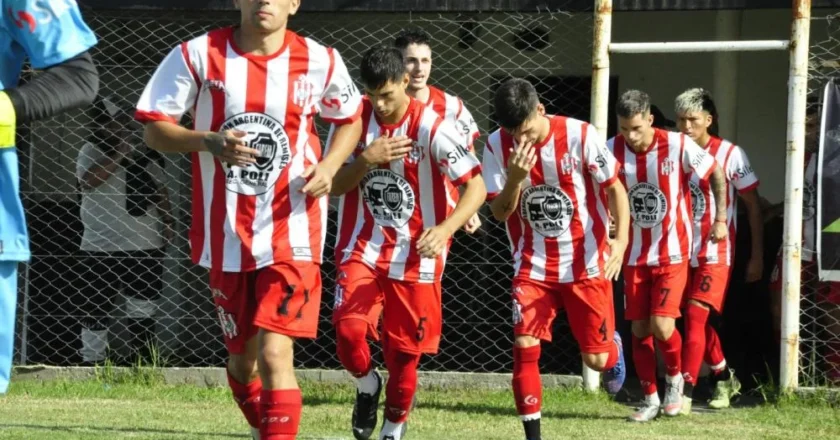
[[585, 0, 812, 393]]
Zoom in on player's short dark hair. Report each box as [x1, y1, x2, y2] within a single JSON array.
[[616, 89, 651, 119], [394, 27, 432, 51], [359, 46, 406, 90], [494, 78, 540, 130]]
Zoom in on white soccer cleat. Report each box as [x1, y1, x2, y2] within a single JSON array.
[[662, 375, 684, 417], [628, 395, 660, 423]]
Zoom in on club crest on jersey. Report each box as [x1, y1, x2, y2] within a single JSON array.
[[560, 153, 581, 175], [293, 75, 316, 108], [628, 182, 667, 228], [405, 141, 425, 164], [361, 169, 416, 228], [660, 158, 676, 175], [688, 181, 707, 221], [520, 185, 575, 238], [220, 112, 292, 196], [804, 181, 816, 221]]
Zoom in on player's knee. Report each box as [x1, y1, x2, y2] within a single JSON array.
[[336, 319, 368, 345], [581, 352, 608, 371], [631, 320, 651, 338], [650, 316, 675, 341], [258, 333, 294, 374], [514, 335, 540, 349], [227, 355, 259, 384]]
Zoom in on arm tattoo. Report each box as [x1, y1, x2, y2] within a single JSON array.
[[710, 168, 728, 215]]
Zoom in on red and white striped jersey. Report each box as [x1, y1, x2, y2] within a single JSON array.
[[609, 128, 717, 267], [804, 151, 818, 262], [335, 97, 482, 283], [423, 85, 480, 148], [688, 136, 760, 267], [135, 27, 362, 272], [424, 86, 480, 207], [483, 116, 620, 283]]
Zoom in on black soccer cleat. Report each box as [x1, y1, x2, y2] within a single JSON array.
[[352, 370, 383, 440]]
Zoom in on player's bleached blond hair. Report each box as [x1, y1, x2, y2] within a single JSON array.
[[675, 87, 713, 115]]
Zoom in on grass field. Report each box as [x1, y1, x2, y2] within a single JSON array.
[[1, 369, 839, 440]]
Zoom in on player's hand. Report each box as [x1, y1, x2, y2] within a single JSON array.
[[202, 130, 259, 168], [417, 225, 453, 259], [360, 130, 414, 165], [710, 220, 728, 243], [508, 139, 537, 184], [0, 92, 16, 149], [462, 213, 482, 234], [301, 162, 336, 198], [604, 237, 627, 281], [745, 256, 763, 283]]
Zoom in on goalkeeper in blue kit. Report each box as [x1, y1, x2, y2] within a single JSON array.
[[1, 0, 99, 393]]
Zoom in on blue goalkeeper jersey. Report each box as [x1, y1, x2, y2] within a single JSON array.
[[0, 0, 96, 261]]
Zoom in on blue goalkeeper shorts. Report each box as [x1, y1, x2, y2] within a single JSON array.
[[0, 262, 17, 394]]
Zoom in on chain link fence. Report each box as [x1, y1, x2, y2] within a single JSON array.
[[799, 11, 840, 388], [14, 6, 594, 374]]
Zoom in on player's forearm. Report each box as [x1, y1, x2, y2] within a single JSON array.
[[143, 121, 208, 154], [709, 167, 728, 220], [742, 191, 765, 259], [440, 175, 487, 233], [489, 179, 523, 222], [80, 153, 123, 189], [4, 52, 99, 124], [330, 159, 370, 196], [606, 182, 630, 244], [321, 119, 362, 172]]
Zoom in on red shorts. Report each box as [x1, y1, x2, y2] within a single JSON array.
[[332, 261, 442, 355], [770, 254, 840, 304], [209, 261, 322, 354], [512, 277, 615, 353], [624, 263, 689, 320], [683, 264, 732, 314]]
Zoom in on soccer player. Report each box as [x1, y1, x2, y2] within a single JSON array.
[[1, 0, 99, 394], [330, 46, 486, 440], [674, 88, 762, 412], [609, 90, 728, 422], [134, 1, 363, 438], [393, 27, 482, 234], [483, 78, 629, 440]]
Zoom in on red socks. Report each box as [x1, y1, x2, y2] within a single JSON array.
[[383, 348, 420, 424], [682, 304, 709, 385], [705, 322, 726, 369], [260, 389, 302, 440], [512, 345, 542, 417], [336, 319, 372, 377], [632, 335, 658, 395], [227, 372, 262, 429]]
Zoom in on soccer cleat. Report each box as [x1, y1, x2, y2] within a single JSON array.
[[662, 375, 684, 417], [680, 396, 693, 416], [602, 331, 626, 395], [353, 370, 383, 440], [708, 371, 741, 409], [627, 397, 660, 423]]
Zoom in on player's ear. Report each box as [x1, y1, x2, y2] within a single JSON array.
[[289, 0, 301, 15], [704, 112, 713, 129], [401, 72, 410, 88], [647, 111, 654, 126], [536, 103, 546, 116]]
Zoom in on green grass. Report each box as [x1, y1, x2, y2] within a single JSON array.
[[1, 373, 839, 440]]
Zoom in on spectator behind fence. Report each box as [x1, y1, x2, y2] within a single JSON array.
[[74, 96, 173, 365]]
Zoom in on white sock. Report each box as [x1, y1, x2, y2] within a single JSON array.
[[644, 392, 661, 406], [711, 359, 727, 372], [354, 370, 380, 395], [379, 420, 404, 440], [666, 373, 683, 385], [519, 411, 541, 421], [80, 328, 108, 362]]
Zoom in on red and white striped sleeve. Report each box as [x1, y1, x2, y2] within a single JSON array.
[[135, 44, 199, 125]]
